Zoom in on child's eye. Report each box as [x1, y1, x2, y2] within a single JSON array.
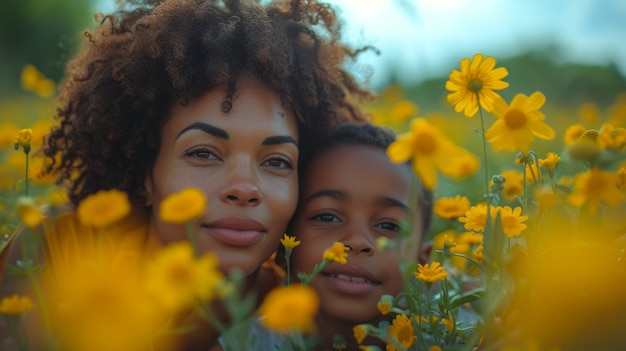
[[262, 155, 294, 170], [376, 221, 401, 232], [312, 212, 341, 222], [184, 146, 220, 160]]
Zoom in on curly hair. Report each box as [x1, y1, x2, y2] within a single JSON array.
[[44, 0, 376, 206]]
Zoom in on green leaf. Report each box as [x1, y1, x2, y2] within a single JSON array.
[[450, 287, 485, 309]]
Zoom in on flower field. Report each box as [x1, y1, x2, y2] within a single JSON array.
[[1, 53, 625, 350]]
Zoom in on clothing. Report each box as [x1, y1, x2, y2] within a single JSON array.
[[218, 317, 293, 351]]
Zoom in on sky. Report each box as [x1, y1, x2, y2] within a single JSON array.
[[96, 0, 626, 89]]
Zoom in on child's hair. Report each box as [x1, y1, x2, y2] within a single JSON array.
[[43, 0, 376, 206], [300, 122, 434, 234]]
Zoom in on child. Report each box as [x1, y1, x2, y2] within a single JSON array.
[[288, 122, 432, 350], [217, 122, 433, 350]]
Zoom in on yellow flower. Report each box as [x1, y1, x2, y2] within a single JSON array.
[[0, 294, 34, 315], [445, 54, 509, 117], [77, 189, 131, 227], [459, 203, 497, 232], [442, 314, 455, 333], [387, 118, 479, 189], [578, 102, 600, 125], [353, 324, 368, 345], [433, 230, 456, 250], [457, 231, 484, 245], [49, 257, 162, 351], [386, 314, 416, 351], [47, 188, 68, 206], [567, 169, 625, 215], [415, 262, 448, 283], [323, 242, 349, 265], [485, 92, 555, 153], [473, 245, 484, 262], [499, 206, 528, 238], [377, 294, 393, 315], [0, 123, 19, 148], [539, 152, 560, 172], [14, 128, 33, 149], [159, 187, 206, 223], [259, 284, 319, 334], [494, 169, 523, 202], [599, 123, 626, 150], [434, 195, 470, 219], [16, 196, 43, 228], [29, 156, 57, 186], [564, 123, 587, 146], [430, 346, 443, 351], [280, 234, 301, 249], [618, 167, 626, 190], [21, 64, 55, 98], [145, 242, 223, 312], [390, 100, 418, 122]]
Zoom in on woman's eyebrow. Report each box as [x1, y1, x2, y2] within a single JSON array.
[[176, 122, 229, 140], [263, 135, 298, 146]]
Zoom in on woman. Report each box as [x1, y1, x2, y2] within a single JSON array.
[[1, 0, 375, 349]]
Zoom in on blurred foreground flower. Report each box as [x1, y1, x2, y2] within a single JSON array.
[[16, 196, 43, 228], [567, 168, 625, 214], [145, 241, 223, 312], [159, 187, 206, 223], [21, 64, 55, 98], [446, 53, 509, 117], [503, 237, 626, 350], [484, 92, 555, 153], [258, 284, 319, 334], [77, 189, 131, 227], [0, 294, 34, 315], [387, 118, 479, 189]]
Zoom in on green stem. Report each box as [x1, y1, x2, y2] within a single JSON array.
[[301, 260, 331, 285], [185, 221, 199, 257], [284, 249, 292, 286], [23, 151, 29, 197], [26, 271, 52, 343], [522, 159, 528, 214]]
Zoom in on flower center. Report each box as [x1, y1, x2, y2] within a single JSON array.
[[468, 79, 483, 93], [413, 131, 436, 154], [586, 172, 605, 192], [504, 109, 528, 129], [398, 326, 412, 345], [169, 263, 193, 285]]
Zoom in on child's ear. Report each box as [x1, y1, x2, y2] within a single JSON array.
[[418, 241, 433, 265]]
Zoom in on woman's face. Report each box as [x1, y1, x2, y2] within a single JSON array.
[[145, 77, 299, 275]]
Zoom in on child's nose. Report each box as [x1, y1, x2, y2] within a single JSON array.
[[343, 224, 375, 255]]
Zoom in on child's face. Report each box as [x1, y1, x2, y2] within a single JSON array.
[[144, 76, 299, 275], [290, 145, 423, 324]]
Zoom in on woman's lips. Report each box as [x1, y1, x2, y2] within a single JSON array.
[[203, 217, 266, 247]]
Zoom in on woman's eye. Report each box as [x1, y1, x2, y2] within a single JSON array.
[[262, 156, 293, 170], [184, 147, 219, 160], [376, 221, 401, 232], [312, 213, 340, 222]]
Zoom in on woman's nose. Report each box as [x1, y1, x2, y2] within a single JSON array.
[[221, 182, 261, 206], [220, 163, 262, 206]]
